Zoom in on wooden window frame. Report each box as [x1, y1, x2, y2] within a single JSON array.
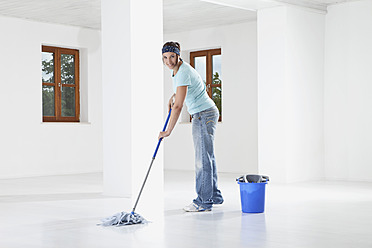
[[190, 48, 222, 122], [42, 46, 80, 122]]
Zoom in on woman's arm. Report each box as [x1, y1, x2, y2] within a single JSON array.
[[168, 93, 176, 111], [158, 86, 187, 139]]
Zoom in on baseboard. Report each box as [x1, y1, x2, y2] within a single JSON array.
[[0, 170, 103, 180]]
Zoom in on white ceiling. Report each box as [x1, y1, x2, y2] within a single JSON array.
[[0, 0, 101, 29], [0, 0, 363, 33], [202, 0, 362, 13], [163, 0, 256, 33]]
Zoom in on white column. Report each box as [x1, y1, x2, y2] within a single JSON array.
[[257, 7, 287, 183], [102, 0, 164, 218], [257, 6, 325, 183], [325, 1, 372, 181]]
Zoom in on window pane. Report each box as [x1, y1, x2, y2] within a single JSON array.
[[194, 56, 206, 84], [61, 87, 75, 117], [212, 86, 222, 117], [212, 55, 222, 85], [212, 54, 222, 119], [42, 85, 55, 116], [61, 54, 75, 85], [42, 52, 54, 83]]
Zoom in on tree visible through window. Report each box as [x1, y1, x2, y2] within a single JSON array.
[[190, 48, 222, 121], [42, 46, 80, 122]]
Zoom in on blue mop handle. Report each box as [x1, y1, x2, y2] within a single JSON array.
[[152, 109, 172, 158], [131, 109, 173, 214]]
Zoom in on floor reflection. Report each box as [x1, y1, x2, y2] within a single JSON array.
[[240, 213, 267, 247]]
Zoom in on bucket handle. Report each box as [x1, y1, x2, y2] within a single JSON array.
[[261, 175, 269, 182], [236, 175, 270, 183]]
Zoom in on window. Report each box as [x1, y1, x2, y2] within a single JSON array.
[[190, 48, 222, 121], [42, 46, 80, 122]]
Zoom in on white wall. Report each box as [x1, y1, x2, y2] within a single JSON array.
[[163, 21, 258, 174], [285, 7, 325, 182], [325, 0, 372, 181], [0, 15, 102, 179], [258, 6, 325, 183]]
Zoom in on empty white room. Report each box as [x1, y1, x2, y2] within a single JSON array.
[[0, 0, 371, 247]]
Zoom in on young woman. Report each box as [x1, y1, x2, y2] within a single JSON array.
[[158, 41, 223, 212]]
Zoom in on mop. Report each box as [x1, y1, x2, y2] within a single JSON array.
[[99, 110, 172, 226]]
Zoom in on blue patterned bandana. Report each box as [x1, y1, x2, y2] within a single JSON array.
[[162, 46, 180, 55]]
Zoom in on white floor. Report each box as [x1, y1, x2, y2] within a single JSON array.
[[0, 171, 372, 248]]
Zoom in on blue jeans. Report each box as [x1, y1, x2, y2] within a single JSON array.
[[191, 106, 223, 209]]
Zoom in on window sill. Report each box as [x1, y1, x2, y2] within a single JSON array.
[[41, 122, 91, 125]]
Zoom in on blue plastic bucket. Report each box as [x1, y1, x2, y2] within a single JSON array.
[[238, 182, 267, 213]]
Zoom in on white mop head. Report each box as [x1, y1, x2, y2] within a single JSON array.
[[98, 211, 147, 226]]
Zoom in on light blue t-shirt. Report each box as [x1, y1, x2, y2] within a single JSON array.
[[172, 61, 215, 115]]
